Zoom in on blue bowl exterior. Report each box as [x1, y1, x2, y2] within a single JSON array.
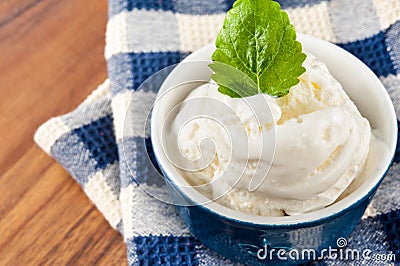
[[161, 164, 387, 265], [174, 194, 371, 265]]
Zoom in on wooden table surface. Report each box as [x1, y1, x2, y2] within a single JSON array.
[[0, 0, 127, 265]]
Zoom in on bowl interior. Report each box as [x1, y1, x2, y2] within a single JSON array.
[[151, 34, 398, 225]]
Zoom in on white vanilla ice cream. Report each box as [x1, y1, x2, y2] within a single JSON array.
[[171, 53, 372, 216]]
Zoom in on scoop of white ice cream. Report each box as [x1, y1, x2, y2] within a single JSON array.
[[171, 53, 371, 216]]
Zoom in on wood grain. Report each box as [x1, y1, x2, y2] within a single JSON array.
[[0, 0, 127, 265]]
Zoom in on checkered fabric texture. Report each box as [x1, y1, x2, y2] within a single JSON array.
[[34, 0, 400, 265]]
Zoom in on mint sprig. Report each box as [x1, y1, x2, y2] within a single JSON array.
[[210, 0, 306, 98]]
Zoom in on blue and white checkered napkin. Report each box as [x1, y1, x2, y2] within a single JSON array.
[[34, 0, 400, 265]]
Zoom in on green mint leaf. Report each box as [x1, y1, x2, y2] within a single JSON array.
[[210, 0, 306, 98], [209, 62, 258, 97]]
